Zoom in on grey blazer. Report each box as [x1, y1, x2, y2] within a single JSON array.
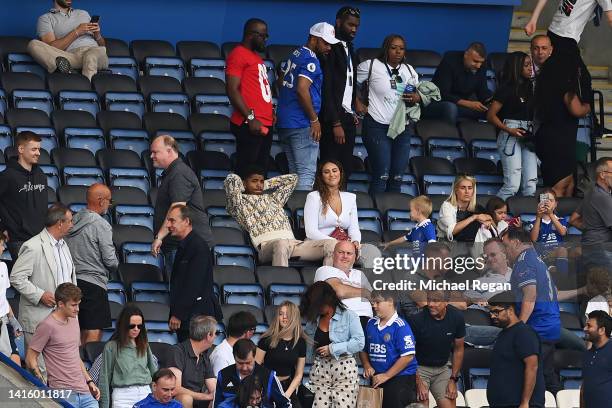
[[9, 229, 76, 333]]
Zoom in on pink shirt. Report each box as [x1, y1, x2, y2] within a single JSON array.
[[29, 313, 89, 393]]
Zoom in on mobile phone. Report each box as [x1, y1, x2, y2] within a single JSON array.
[[539, 193, 549, 204], [90, 15, 100, 23]]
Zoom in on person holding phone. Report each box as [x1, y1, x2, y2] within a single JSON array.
[[486, 52, 538, 201], [27, 1, 108, 80]]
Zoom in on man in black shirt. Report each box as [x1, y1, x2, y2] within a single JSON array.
[[150, 135, 214, 277], [319, 6, 364, 178], [169, 315, 218, 408], [166, 204, 220, 342], [424, 42, 492, 124], [0, 131, 48, 259], [487, 291, 545, 408], [581, 310, 612, 408], [409, 290, 465, 408]]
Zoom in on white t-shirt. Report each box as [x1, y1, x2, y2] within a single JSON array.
[[341, 41, 354, 114], [356, 59, 419, 125], [0, 262, 9, 316], [210, 339, 234, 377], [549, 0, 612, 42], [314, 265, 373, 318]]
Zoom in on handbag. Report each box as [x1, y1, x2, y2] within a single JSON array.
[[360, 59, 374, 106], [356, 386, 383, 408], [329, 226, 350, 241]]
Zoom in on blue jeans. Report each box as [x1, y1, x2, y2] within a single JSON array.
[[66, 392, 99, 408], [278, 127, 319, 190], [362, 115, 413, 194], [422, 100, 486, 124], [496, 119, 538, 200], [465, 325, 501, 348]]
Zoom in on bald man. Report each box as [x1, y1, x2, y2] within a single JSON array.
[[66, 183, 118, 344]]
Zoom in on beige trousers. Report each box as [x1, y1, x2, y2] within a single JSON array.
[[27, 39, 109, 80], [258, 238, 337, 267]]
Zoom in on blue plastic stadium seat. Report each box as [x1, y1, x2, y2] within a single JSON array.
[[409, 136, 424, 159], [58, 91, 100, 117], [147, 331, 178, 345], [149, 92, 190, 119], [353, 143, 368, 161], [357, 209, 383, 235], [105, 92, 146, 118], [145, 57, 186, 82], [40, 165, 60, 191], [268, 284, 306, 306], [559, 369, 582, 390], [107, 281, 127, 305], [7, 53, 46, 79], [201, 169, 230, 190], [486, 69, 496, 92], [194, 94, 232, 116], [469, 367, 490, 389], [427, 138, 467, 161], [400, 174, 419, 196], [12, 90, 53, 115], [347, 172, 370, 194], [15, 126, 57, 152], [414, 66, 436, 81], [471, 140, 499, 162], [474, 174, 504, 196], [109, 167, 151, 194], [110, 129, 150, 156], [115, 205, 155, 232], [190, 58, 225, 80], [64, 127, 106, 153], [214, 245, 256, 271], [154, 130, 196, 155], [0, 125, 12, 152], [423, 174, 455, 196], [63, 166, 105, 186], [107, 57, 139, 80], [122, 242, 163, 269], [132, 282, 170, 303], [201, 131, 236, 156], [0, 90, 8, 117], [222, 283, 265, 309]]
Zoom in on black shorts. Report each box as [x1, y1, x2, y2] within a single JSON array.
[[381, 374, 417, 408], [77, 279, 112, 330]]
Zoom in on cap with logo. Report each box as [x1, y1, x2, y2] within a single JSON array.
[[309, 22, 340, 45]]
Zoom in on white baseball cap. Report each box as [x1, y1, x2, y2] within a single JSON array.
[[309, 22, 340, 45]]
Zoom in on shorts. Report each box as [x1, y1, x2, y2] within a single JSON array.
[[417, 363, 452, 402], [77, 279, 111, 330]]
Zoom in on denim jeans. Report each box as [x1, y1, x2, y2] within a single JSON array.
[[496, 119, 538, 200], [421, 100, 486, 124], [362, 115, 413, 194], [278, 127, 319, 190], [464, 325, 501, 348], [66, 392, 99, 408]]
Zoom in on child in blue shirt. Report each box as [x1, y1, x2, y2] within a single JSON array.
[[528, 189, 569, 272], [383, 195, 436, 255]]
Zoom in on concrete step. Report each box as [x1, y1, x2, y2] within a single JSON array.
[[509, 28, 546, 42], [604, 103, 612, 114], [507, 41, 531, 53], [512, 11, 532, 29], [589, 66, 610, 81]]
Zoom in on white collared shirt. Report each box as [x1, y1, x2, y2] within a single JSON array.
[[45, 229, 72, 285], [340, 41, 354, 114], [314, 265, 373, 317]]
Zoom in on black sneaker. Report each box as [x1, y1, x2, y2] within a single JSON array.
[[55, 56, 73, 74]]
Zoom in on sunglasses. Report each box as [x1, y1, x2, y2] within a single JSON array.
[[129, 324, 144, 330], [338, 6, 361, 18]]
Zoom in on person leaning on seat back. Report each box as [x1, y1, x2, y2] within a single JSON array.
[[27, 0, 109, 80]]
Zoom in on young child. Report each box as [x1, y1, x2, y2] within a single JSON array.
[[383, 195, 436, 254], [475, 197, 512, 243], [529, 189, 568, 252], [0, 230, 23, 365]]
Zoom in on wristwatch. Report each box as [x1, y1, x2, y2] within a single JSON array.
[[246, 109, 255, 122], [449, 376, 459, 383]]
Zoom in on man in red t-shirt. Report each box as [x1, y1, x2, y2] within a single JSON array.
[[226, 18, 274, 178]]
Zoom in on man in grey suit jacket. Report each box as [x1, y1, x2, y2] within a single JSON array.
[[10, 203, 76, 352]]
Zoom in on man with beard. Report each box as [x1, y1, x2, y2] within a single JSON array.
[[65, 184, 118, 345], [277, 22, 338, 191], [487, 291, 545, 408], [0, 131, 47, 260], [226, 18, 274, 178], [319, 6, 363, 178], [27, 0, 108, 80], [581, 310, 612, 408]]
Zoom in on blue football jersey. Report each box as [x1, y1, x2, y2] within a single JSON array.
[[277, 46, 323, 129], [404, 219, 437, 254], [511, 247, 560, 341], [365, 313, 418, 376]]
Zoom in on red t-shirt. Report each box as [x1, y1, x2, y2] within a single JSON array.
[[226, 45, 273, 127]]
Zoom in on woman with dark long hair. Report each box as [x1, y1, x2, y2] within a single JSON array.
[[300, 281, 364, 408], [98, 303, 157, 408], [534, 49, 591, 197], [303, 159, 382, 268], [356, 34, 419, 193], [486, 51, 538, 200]]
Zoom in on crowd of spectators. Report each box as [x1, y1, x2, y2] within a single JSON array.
[[0, 1, 611, 408]]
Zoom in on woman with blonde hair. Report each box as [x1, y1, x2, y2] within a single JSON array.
[[437, 174, 492, 242], [256, 301, 306, 407]]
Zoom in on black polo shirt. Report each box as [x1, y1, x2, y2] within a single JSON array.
[[582, 340, 612, 408], [487, 321, 545, 408], [168, 340, 215, 392], [154, 158, 214, 249], [408, 305, 465, 367]]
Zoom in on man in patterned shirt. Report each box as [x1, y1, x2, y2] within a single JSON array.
[[224, 166, 336, 267]]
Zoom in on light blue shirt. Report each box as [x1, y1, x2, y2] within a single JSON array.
[[304, 306, 364, 360]]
